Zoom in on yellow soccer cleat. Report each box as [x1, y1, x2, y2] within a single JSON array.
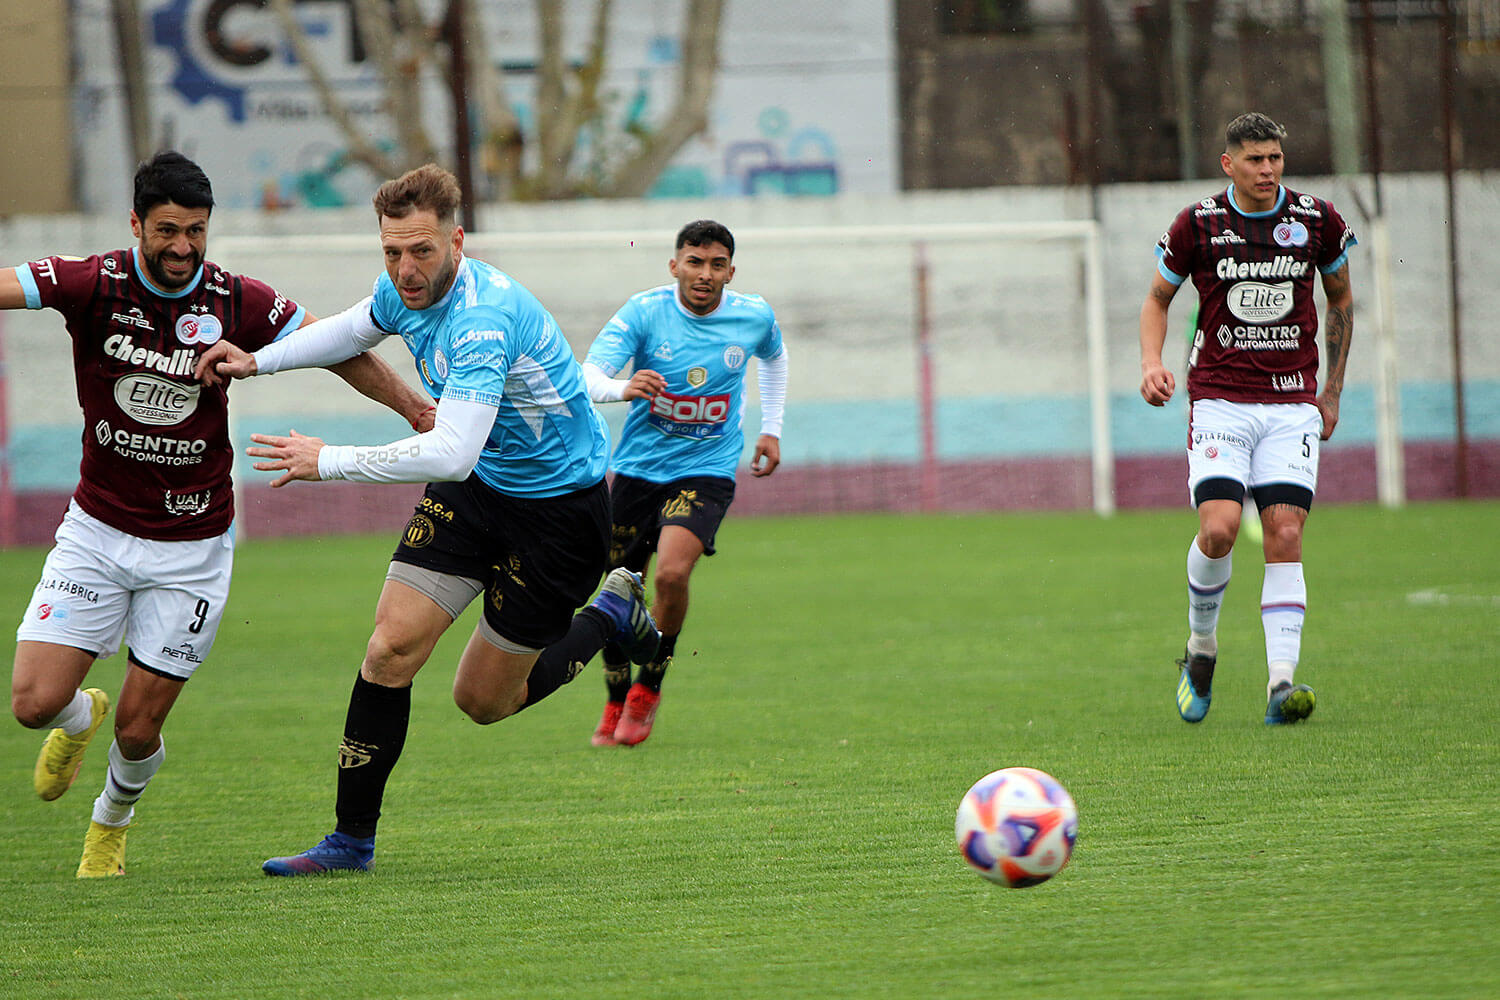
[[77, 820, 129, 878], [34, 688, 111, 801]]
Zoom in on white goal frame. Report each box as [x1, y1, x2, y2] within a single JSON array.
[[216, 219, 1114, 518]]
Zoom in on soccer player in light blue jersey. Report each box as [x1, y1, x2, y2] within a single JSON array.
[[196, 165, 660, 874], [582, 220, 789, 746]]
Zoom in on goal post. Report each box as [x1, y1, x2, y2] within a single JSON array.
[[209, 219, 1115, 522]]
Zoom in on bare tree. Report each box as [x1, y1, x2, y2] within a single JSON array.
[[271, 0, 726, 200]]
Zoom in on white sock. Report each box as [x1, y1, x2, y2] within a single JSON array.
[[91, 739, 165, 828], [45, 689, 96, 736], [1262, 561, 1306, 694], [1186, 538, 1233, 652]]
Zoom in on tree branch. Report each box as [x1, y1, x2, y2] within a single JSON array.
[[268, 0, 397, 177], [600, 0, 723, 198]]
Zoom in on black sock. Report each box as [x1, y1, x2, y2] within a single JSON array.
[[601, 641, 631, 702], [636, 633, 678, 693], [520, 607, 612, 711], [334, 674, 411, 841]]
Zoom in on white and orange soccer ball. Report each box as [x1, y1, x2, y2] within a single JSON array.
[[955, 766, 1078, 887]]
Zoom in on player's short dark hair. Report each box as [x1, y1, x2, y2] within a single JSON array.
[[133, 151, 213, 219], [676, 219, 734, 258], [1225, 113, 1287, 149], [373, 164, 462, 224]]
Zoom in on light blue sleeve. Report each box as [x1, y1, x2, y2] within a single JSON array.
[[369, 274, 402, 333], [1154, 248, 1188, 286], [270, 304, 308, 340], [584, 298, 643, 376], [14, 265, 41, 308], [758, 311, 785, 360]]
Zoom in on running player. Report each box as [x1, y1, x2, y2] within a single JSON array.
[[195, 164, 660, 874], [582, 219, 788, 746], [1138, 112, 1356, 725], [4, 151, 431, 877]]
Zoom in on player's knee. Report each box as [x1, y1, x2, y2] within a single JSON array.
[[362, 630, 425, 686], [112, 719, 161, 761], [453, 686, 517, 726], [653, 562, 692, 598], [1197, 520, 1238, 557], [1262, 520, 1304, 560], [11, 687, 67, 730]]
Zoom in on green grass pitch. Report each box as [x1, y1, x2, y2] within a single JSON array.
[[1, 501, 1497, 999]]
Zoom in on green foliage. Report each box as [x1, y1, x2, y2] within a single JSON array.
[[1, 503, 1497, 999]]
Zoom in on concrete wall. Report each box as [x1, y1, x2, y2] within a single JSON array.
[[2, 177, 1496, 544], [0, 4, 73, 214]]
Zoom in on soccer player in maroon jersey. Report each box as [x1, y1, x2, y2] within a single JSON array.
[[2, 151, 432, 877], [1138, 113, 1356, 726]]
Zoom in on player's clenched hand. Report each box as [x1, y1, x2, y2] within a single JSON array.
[[194, 341, 258, 386], [246, 429, 325, 488], [623, 368, 667, 401], [1316, 392, 1340, 440], [750, 434, 780, 477], [1139, 362, 1175, 406]]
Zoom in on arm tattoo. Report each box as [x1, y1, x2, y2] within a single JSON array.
[[1323, 303, 1352, 392], [1321, 266, 1353, 393]]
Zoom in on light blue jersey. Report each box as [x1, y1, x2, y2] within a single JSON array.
[[586, 285, 785, 483], [371, 256, 609, 497]]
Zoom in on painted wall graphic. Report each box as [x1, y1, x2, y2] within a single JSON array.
[[73, 0, 898, 211]]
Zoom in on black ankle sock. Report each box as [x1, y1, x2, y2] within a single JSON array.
[[521, 607, 612, 711], [636, 633, 678, 693], [334, 674, 411, 840], [601, 641, 632, 702]]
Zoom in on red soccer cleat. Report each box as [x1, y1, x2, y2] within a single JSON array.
[[592, 700, 625, 746], [614, 683, 661, 746]]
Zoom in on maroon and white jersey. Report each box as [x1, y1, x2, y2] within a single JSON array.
[[16, 248, 305, 540], [1155, 185, 1356, 405]]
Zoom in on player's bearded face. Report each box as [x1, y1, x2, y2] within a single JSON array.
[[669, 241, 735, 316], [132, 202, 210, 292], [380, 210, 464, 310]]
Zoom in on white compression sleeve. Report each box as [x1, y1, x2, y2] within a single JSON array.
[[757, 346, 788, 438], [582, 361, 630, 403], [316, 396, 497, 484], [253, 297, 387, 375]]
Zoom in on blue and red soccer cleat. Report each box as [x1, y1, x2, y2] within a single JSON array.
[[262, 832, 374, 876]]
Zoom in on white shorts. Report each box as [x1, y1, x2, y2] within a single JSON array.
[[15, 501, 234, 680], [1187, 399, 1322, 505]]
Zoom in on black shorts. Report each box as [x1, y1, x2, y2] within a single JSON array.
[[608, 473, 735, 571], [391, 475, 610, 649]]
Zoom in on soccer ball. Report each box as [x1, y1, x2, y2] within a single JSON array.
[[955, 766, 1078, 887]]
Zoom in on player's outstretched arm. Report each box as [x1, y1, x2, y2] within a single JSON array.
[[246, 429, 326, 488], [1138, 273, 1178, 406], [325, 350, 436, 432], [0, 267, 26, 309], [195, 340, 257, 385], [249, 397, 495, 488], [1317, 263, 1354, 441]]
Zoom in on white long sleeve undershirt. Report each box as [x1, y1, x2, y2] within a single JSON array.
[[582, 362, 630, 403], [316, 396, 496, 484], [253, 297, 387, 375], [756, 346, 788, 439]]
